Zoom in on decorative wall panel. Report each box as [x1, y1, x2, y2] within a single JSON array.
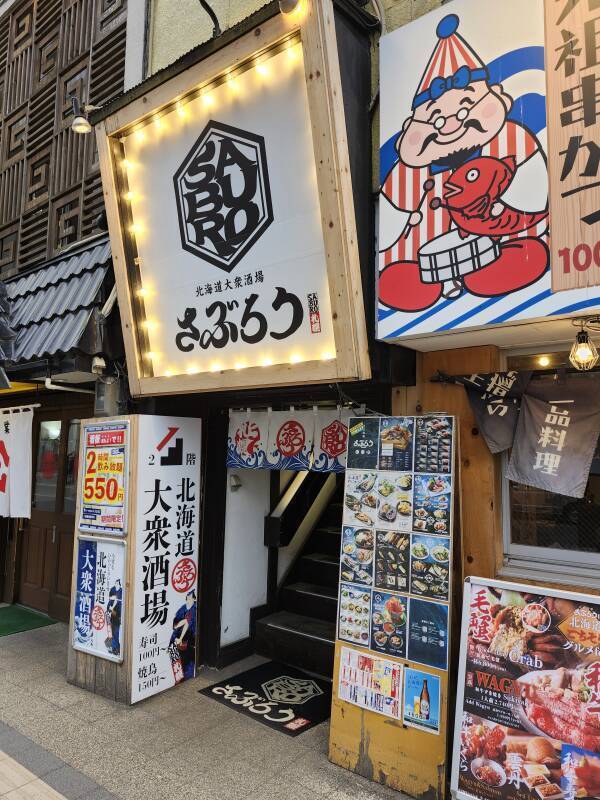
[[0, 0, 128, 276]]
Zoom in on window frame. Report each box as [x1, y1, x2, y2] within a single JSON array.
[[500, 346, 600, 587]]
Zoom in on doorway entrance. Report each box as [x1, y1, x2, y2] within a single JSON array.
[[18, 404, 92, 622]]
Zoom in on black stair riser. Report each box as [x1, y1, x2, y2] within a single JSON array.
[[320, 504, 342, 528], [294, 556, 339, 587], [255, 622, 334, 677], [308, 528, 341, 557], [280, 586, 337, 622]]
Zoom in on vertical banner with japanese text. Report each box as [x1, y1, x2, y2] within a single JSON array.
[[72, 537, 126, 663], [79, 421, 129, 535], [452, 577, 600, 800], [506, 375, 600, 497], [546, 0, 600, 291], [131, 416, 202, 704], [0, 409, 33, 519]]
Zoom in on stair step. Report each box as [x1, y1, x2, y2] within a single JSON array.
[[295, 552, 339, 587], [308, 526, 341, 557], [321, 502, 343, 527], [280, 581, 338, 622], [255, 611, 335, 677]]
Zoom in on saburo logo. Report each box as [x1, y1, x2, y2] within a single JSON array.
[[173, 120, 274, 273], [261, 675, 323, 705]]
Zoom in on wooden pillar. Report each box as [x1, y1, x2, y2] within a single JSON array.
[[420, 346, 503, 580]]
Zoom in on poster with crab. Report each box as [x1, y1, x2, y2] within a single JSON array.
[[452, 578, 600, 800]]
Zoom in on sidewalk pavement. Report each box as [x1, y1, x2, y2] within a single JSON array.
[[0, 623, 403, 800]]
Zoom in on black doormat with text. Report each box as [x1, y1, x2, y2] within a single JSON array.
[[199, 661, 331, 736]]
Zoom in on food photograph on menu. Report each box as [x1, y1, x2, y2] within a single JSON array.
[[340, 526, 374, 586], [378, 417, 414, 472], [415, 416, 453, 474], [413, 474, 452, 534], [338, 582, 371, 647], [457, 582, 600, 800], [371, 591, 408, 658], [376, 471, 413, 532], [343, 470, 378, 528], [410, 534, 450, 601], [374, 530, 410, 592]]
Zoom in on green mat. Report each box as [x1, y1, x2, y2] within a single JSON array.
[[0, 605, 57, 637]]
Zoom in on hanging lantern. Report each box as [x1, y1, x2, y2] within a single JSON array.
[[569, 328, 599, 371]]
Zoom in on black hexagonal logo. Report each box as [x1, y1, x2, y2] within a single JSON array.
[[173, 120, 274, 273]]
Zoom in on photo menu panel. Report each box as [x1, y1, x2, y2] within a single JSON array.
[[336, 416, 455, 727]]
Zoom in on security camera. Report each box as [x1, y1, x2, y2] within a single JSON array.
[[92, 356, 106, 374]]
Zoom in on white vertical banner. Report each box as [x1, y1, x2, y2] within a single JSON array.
[[0, 409, 34, 519], [131, 416, 202, 704], [265, 410, 315, 470]]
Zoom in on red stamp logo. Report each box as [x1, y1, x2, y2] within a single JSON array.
[[276, 421, 306, 457], [91, 605, 105, 631], [320, 420, 347, 459], [171, 558, 198, 593]]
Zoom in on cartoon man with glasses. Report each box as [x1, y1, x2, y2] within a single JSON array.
[[379, 14, 549, 313]]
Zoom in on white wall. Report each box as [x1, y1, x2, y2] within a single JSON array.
[[220, 468, 271, 646]]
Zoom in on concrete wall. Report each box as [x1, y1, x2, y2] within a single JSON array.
[[147, 0, 446, 75]]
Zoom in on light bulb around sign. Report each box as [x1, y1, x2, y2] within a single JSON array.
[[290, 353, 303, 364], [321, 351, 335, 361]]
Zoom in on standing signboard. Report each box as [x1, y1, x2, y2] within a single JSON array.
[[79, 421, 129, 535], [94, 0, 369, 397], [329, 415, 456, 796], [68, 414, 202, 704], [130, 416, 202, 703], [72, 537, 126, 663], [452, 577, 600, 800], [546, 1, 600, 291]]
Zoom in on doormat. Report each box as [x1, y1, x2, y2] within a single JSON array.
[[199, 661, 332, 736], [0, 605, 57, 637]]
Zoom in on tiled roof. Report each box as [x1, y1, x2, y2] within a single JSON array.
[[5, 238, 112, 363]]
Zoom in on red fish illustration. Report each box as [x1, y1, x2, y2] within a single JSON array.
[[440, 156, 548, 239]]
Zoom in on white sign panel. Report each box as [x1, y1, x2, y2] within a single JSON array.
[[0, 409, 33, 519], [131, 416, 202, 703], [376, 0, 600, 345], [123, 42, 335, 377], [72, 537, 126, 663]]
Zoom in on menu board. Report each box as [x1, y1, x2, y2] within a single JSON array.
[[452, 578, 600, 800], [335, 415, 455, 722]]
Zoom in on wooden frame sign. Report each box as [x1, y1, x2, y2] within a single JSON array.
[[95, 1, 370, 396], [546, 0, 600, 291]]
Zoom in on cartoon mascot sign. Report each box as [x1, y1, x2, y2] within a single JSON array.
[[375, 0, 600, 342], [379, 10, 549, 312]]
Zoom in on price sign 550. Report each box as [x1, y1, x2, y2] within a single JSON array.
[[84, 450, 123, 503]]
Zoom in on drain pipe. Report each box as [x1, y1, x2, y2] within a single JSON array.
[[44, 377, 95, 395]]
